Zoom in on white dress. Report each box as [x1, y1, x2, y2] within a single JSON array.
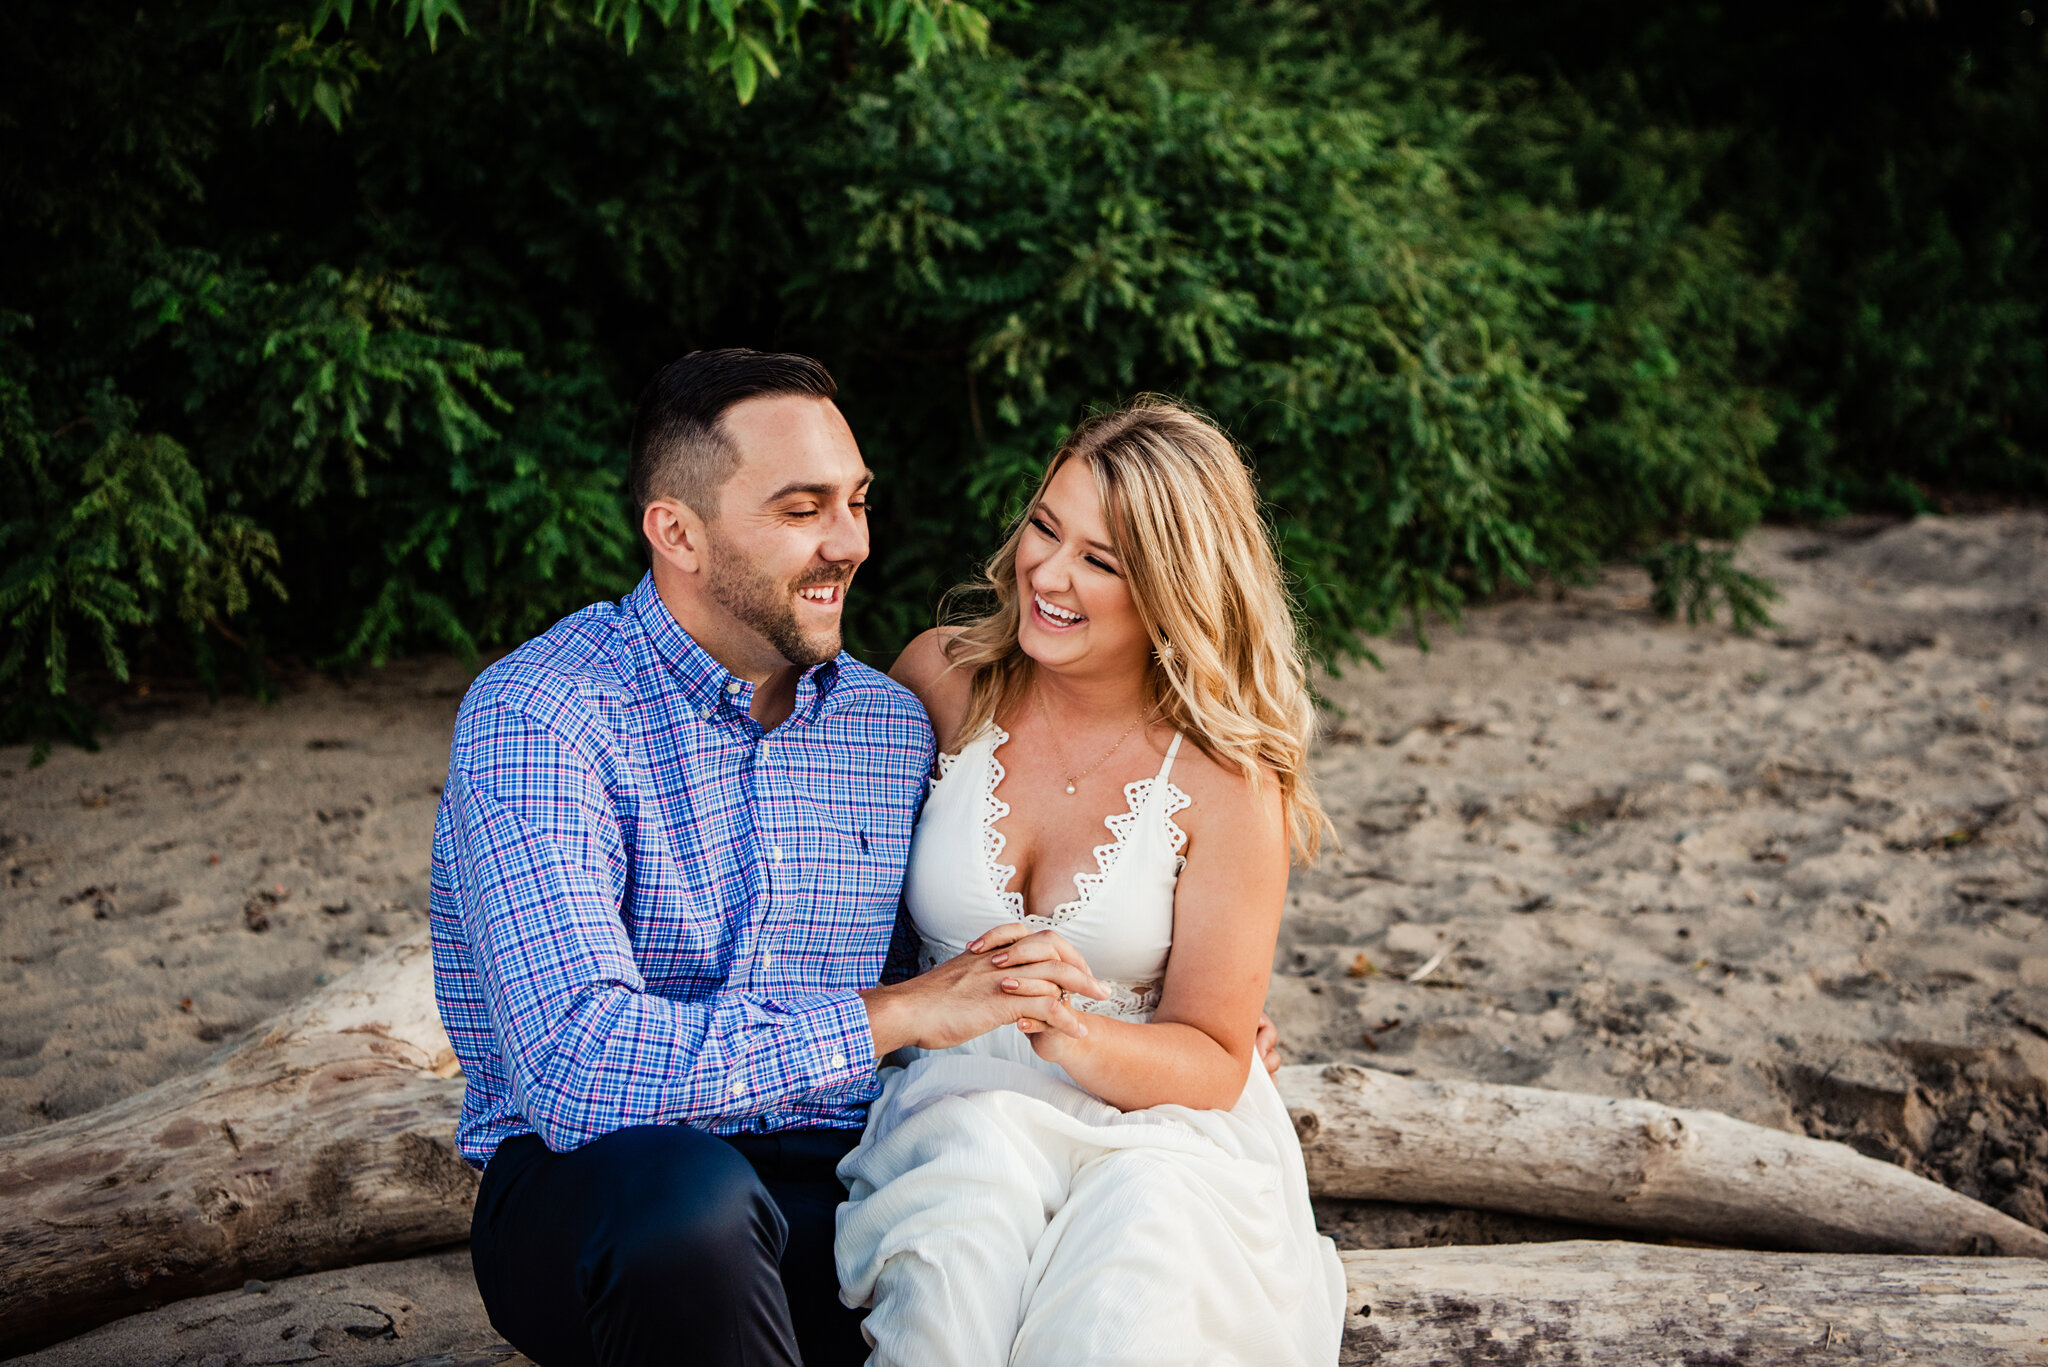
[[834, 726, 1345, 1366]]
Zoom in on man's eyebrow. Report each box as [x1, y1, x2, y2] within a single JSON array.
[[764, 471, 874, 503]]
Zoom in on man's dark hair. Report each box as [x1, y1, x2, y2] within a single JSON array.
[[628, 348, 838, 521]]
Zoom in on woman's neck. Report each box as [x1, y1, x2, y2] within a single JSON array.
[[1026, 656, 1150, 730]]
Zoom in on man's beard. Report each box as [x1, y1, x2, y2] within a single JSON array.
[[704, 528, 846, 669]]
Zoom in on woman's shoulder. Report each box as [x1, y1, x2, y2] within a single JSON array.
[[889, 627, 974, 748], [1164, 733, 1284, 848]]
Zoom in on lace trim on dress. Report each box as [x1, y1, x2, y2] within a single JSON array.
[[1161, 780, 1194, 875], [1072, 976, 1162, 1020], [1042, 776, 1192, 925], [981, 725, 1192, 929], [980, 726, 1027, 922]]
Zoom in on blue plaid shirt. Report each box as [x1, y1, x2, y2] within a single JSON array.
[[429, 574, 935, 1166]]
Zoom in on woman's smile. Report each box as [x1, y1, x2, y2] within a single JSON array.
[[1031, 592, 1086, 630]]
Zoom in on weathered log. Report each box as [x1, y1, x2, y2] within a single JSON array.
[[1337, 1240, 2048, 1365], [1282, 1061, 2048, 1259], [0, 937, 474, 1357], [8, 1247, 521, 1367], [11, 936, 2048, 1355]]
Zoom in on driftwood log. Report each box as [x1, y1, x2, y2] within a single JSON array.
[[1336, 1241, 2048, 1365], [7, 933, 2048, 1354], [0, 938, 475, 1356], [1287, 1061, 2048, 1259]]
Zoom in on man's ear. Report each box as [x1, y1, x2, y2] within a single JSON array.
[[643, 497, 709, 577]]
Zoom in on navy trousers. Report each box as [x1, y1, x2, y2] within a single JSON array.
[[470, 1125, 869, 1367]]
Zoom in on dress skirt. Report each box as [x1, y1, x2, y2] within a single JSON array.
[[834, 1029, 1346, 1366]]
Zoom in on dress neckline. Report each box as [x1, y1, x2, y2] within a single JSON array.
[[977, 724, 1190, 927]]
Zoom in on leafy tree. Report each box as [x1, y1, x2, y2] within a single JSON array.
[[0, 318, 283, 755], [3, 0, 2035, 753], [1439, 0, 2048, 513]]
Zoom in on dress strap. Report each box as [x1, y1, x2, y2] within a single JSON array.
[[1157, 732, 1183, 783]]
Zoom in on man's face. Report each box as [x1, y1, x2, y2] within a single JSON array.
[[700, 394, 871, 669]]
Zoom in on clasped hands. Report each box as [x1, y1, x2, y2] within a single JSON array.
[[859, 922, 1282, 1075], [857, 922, 1105, 1062]]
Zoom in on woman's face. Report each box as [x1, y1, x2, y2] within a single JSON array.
[[1014, 457, 1152, 680]]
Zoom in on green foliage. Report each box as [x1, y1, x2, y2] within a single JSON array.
[[134, 251, 517, 506], [794, 8, 1794, 652], [1639, 539, 1779, 633], [2, 0, 2039, 755], [1440, 0, 2048, 511], [0, 320, 283, 757], [239, 0, 994, 127], [1483, 87, 1792, 554], [800, 21, 1578, 648], [119, 250, 641, 669]]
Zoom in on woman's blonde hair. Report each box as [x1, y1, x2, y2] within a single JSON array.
[[942, 398, 1329, 863]]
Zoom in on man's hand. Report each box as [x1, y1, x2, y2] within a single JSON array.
[[1255, 1012, 1282, 1076], [859, 924, 1108, 1058]]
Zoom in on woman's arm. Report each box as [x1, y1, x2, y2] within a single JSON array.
[[888, 627, 972, 750], [993, 751, 1290, 1111]]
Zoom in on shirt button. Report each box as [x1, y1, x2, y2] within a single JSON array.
[[768, 846, 781, 863], [730, 1080, 746, 1097], [830, 1053, 848, 1070], [726, 681, 742, 695], [761, 951, 774, 969]]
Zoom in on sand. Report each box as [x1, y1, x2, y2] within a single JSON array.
[[1, 658, 463, 1134], [1280, 510, 2048, 1231], [5, 510, 2045, 1362]]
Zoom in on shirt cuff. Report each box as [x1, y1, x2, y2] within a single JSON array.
[[780, 988, 878, 1092]]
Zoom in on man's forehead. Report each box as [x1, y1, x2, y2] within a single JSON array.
[[720, 393, 866, 493]]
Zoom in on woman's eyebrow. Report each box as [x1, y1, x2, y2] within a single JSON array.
[[1040, 502, 1122, 557], [1035, 502, 1116, 556]]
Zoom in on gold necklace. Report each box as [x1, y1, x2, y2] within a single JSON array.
[[1036, 687, 1146, 796]]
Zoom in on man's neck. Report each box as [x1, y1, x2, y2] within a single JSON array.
[[650, 569, 803, 730]]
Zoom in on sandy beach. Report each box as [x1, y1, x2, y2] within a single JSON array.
[[1279, 509, 2048, 1230], [5, 510, 2045, 1364]]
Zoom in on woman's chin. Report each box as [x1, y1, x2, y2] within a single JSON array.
[[1017, 624, 1079, 669]]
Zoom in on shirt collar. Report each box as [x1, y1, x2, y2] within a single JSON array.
[[627, 573, 845, 725]]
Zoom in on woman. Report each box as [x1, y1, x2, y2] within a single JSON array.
[[835, 399, 1345, 1364]]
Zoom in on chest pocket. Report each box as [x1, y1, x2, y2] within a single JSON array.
[[796, 793, 913, 922]]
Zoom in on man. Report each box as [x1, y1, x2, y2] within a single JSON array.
[[431, 349, 1274, 1367]]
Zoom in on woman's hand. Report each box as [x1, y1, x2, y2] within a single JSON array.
[[1256, 1013, 1282, 1076], [860, 925, 1107, 1056], [970, 923, 1100, 981], [973, 923, 1109, 1015], [969, 923, 1112, 1065]]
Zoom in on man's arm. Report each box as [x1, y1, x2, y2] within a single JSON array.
[[447, 694, 874, 1151]]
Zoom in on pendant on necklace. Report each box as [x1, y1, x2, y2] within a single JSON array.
[[1065, 782, 1077, 795]]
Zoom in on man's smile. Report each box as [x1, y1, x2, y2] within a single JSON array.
[[797, 584, 844, 608]]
